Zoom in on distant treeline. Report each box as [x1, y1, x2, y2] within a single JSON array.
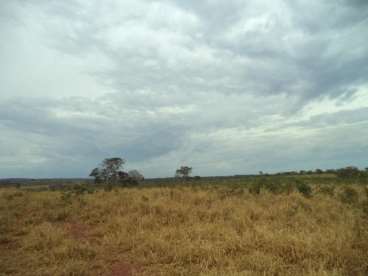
[[0, 178, 93, 188], [270, 166, 368, 178], [1, 165, 367, 188]]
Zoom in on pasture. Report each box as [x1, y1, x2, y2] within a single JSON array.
[[1, 176, 368, 275]]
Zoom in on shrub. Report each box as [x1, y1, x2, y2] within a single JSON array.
[[60, 184, 94, 204], [104, 183, 113, 192], [264, 180, 283, 194], [124, 177, 139, 186], [361, 200, 368, 216], [61, 191, 73, 204], [248, 181, 262, 195], [318, 185, 335, 196], [72, 183, 95, 195], [128, 169, 144, 183], [3, 191, 24, 201], [339, 186, 359, 204], [283, 182, 295, 195], [296, 181, 312, 197]]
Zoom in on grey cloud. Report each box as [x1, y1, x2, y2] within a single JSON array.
[[0, 96, 189, 176], [18, 0, 367, 102], [0, 0, 367, 177], [296, 107, 368, 129]]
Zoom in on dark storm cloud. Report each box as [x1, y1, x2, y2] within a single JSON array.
[[0, 0, 367, 177]]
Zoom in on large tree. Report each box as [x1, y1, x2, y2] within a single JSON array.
[[101, 157, 125, 184], [89, 157, 127, 185]]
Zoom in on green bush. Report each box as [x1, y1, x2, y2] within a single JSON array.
[[339, 186, 359, 204], [296, 181, 312, 197], [264, 180, 283, 194]]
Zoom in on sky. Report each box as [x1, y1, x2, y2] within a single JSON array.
[[0, 0, 368, 178]]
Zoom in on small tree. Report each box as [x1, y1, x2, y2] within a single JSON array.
[[128, 170, 144, 183], [175, 166, 192, 179]]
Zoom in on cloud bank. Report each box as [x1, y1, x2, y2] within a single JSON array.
[[0, 0, 367, 177]]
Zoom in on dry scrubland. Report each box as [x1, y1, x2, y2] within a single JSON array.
[[1, 182, 368, 276]]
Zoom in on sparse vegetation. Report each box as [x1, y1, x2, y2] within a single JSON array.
[[295, 181, 312, 197], [1, 175, 368, 275], [248, 181, 262, 195], [339, 186, 359, 205], [318, 185, 335, 196]]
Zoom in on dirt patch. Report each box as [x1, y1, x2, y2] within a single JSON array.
[[64, 222, 89, 240], [110, 262, 140, 276], [0, 236, 19, 251], [0, 237, 13, 246]]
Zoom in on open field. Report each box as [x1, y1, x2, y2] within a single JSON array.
[[1, 177, 368, 276]]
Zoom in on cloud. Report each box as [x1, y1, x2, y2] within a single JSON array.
[[0, 0, 367, 177]]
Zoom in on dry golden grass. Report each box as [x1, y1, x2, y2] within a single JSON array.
[[0, 184, 367, 276]]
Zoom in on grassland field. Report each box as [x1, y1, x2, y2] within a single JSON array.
[[1, 175, 368, 276]]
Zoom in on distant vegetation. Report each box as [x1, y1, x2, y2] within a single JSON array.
[[175, 166, 193, 179], [1, 162, 368, 275], [85, 161, 368, 197], [1, 164, 367, 189]]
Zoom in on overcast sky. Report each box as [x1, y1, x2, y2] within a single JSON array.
[[0, 0, 368, 178]]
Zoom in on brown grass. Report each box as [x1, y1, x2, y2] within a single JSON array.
[[0, 184, 367, 275]]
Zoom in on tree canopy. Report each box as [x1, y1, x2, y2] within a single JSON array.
[[89, 157, 143, 187], [175, 166, 192, 179]]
